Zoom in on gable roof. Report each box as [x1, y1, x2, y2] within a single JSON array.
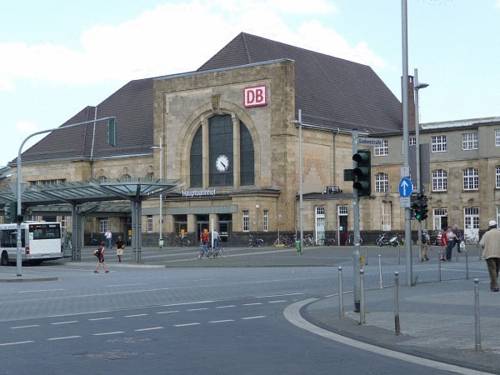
[[17, 78, 154, 165], [199, 32, 402, 132]]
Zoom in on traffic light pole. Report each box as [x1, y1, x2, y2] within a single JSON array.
[[352, 131, 361, 312]]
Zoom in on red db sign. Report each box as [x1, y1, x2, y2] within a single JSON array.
[[244, 85, 267, 108]]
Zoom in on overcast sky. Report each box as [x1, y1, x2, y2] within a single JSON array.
[[1, 0, 499, 166]]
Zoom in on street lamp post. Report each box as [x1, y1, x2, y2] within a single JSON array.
[[15, 116, 116, 277], [152, 138, 164, 248]]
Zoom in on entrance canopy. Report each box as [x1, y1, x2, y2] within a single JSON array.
[[0, 179, 179, 262]]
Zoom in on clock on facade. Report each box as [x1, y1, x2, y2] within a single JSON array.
[[215, 154, 229, 172]]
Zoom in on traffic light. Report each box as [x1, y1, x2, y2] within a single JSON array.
[[352, 150, 371, 197], [411, 193, 428, 222], [4, 202, 16, 223]]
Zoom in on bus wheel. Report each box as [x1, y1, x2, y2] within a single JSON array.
[[1, 251, 8, 266]]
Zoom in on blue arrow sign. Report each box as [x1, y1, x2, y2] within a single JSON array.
[[398, 177, 413, 197]]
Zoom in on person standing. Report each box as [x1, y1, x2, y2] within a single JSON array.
[[115, 236, 125, 263], [94, 241, 109, 273], [198, 228, 210, 259], [445, 226, 457, 261], [452, 224, 464, 253], [105, 229, 113, 249], [479, 220, 500, 292], [420, 229, 430, 262]]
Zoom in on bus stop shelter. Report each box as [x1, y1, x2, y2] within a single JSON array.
[[0, 179, 178, 262]]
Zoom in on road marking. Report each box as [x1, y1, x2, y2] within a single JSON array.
[[0, 340, 34, 346], [156, 310, 179, 315], [209, 319, 235, 324], [243, 302, 262, 306], [216, 305, 236, 309], [284, 298, 496, 375], [268, 300, 287, 304], [47, 310, 110, 319], [162, 300, 214, 307], [89, 317, 114, 321], [124, 314, 148, 318], [18, 289, 65, 294], [93, 331, 124, 336], [257, 292, 304, 299], [135, 326, 164, 332], [11, 324, 40, 329], [174, 323, 200, 327], [106, 283, 144, 288], [242, 315, 266, 320], [187, 308, 209, 312], [47, 336, 81, 341], [50, 320, 78, 325]]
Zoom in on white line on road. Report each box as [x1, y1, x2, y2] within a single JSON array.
[[209, 319, 235, 324], [106, 283, 144, 288], [47, 336, 81, 341], [156, 310, 179, 315], [216, 305, 236, 309], [92, 331, 124, 336], [0, 340, 34, 346], [88, 317, 114, 321], [18, 289, 65, 294], [241, 315, 266, 320], [135, 327, 164, 332], [284, 299, 496, 375], [162, 300, 214, 307], [256, 292, 304, 299], [174, 323, 200, 327], [187, 308, 209, 312], [268, 300, 287, 304], [11, 324, 40, 329], [124, 314, 149, 318], [50, 320, 78, 325], [243, 302, 262, 306]]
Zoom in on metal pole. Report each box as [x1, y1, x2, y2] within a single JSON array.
[[159, 137, 163, 248], [352, 131, 361, 312], [398, 245, 401, 265], [414, 68, 423, 265], [465, 248, 469, 280], [402, 0, 413, 287], [438, 251, 442, 282], [394, 271, 401, 335], [474, 278, 481, 351], [378, 254, 383, 289], [338, 266, 344, 319], [359, 268, 365, 325], [298, 109, 304, 253]]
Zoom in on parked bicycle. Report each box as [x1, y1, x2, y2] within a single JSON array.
[[248, 234, 264, 247]]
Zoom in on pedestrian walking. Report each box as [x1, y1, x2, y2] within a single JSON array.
[[479, 220, 500, 292], [198, 228, 210, 259], [445, 226, 457, 261], [105, 229, 113, 249], [452, 224, 464, 253], [420, 229, 430, 262], [212, 229, 220, 250], [439, 229, 448, 261], [94, 241, 109, 273], [115, 236, 125, 263]]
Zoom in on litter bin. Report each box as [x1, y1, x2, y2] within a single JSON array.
[[295, 240, 302, 255]]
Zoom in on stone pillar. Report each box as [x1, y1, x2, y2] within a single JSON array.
[[202, 119, 209, 188], [187, 214, 196, 234], [209, 213, 218, 231], [232, 114, 241, 189]]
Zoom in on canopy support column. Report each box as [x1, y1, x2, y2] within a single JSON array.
[[71, 203, 82, 261], [131, 199, 143, 263]]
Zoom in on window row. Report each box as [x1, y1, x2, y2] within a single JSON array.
[[241, 209, 269, 232], [374, 166, 500, 193]]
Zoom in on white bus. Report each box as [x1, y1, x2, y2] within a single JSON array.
[[0, 222, 63, 266]]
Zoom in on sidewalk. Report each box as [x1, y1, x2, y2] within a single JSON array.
[[303, 277, 500, 374]]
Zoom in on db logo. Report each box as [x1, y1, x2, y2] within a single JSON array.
[[244, 85, 267, 108]]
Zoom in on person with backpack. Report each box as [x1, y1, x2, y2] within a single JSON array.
[[94, 241, 109, 273]]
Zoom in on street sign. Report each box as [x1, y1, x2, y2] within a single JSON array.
[[400, 197, 410, 208], [398, 177, 413, 197], [358, 137, 383, 146]]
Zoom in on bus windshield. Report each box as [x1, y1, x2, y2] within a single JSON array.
[[29, 224, 61, 240]]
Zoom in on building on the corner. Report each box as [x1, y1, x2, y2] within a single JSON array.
[[6, 32, 410, 245]]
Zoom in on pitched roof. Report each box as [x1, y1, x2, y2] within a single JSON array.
[[18, 78, 153, 164], [199, 32, 402, 132]]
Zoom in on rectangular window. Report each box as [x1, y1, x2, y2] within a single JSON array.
[[99, 218, 109, 233], [462, 132, 478, 150], [496, 129, 500, 147], [431, 135, 447, 153], [432, 170, 448, 192], [242, 210, 250, 232], [146, 215, 153, 233], [463, 168, 479, 191], [374, 139, 388, 156], [409, 136, 416, 146], [263, 209, 269, 232], [497, 166, 500, 189]]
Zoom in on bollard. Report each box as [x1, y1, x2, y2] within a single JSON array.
[[438, 252, 442, 282], [394, 271, 401, 335], [338, 266, 344, 319], [474, 278, 481, 351], [359, 268, 366, 325], [378, 254, 383, 289], [465, 248, 469, 280]]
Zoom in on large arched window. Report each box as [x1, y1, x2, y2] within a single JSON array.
[[190, 127, 202, 187], [189, 114, 255, 188]]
